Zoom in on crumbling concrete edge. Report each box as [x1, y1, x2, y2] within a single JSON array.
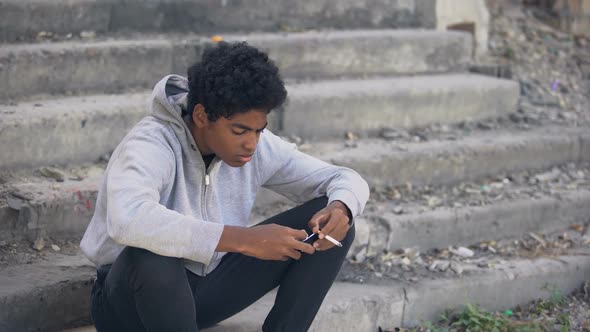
[[367, 189, 590, 252], [399, 253, 590, 327]]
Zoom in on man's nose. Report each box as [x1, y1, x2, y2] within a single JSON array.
[[243, 133, 258, 152]]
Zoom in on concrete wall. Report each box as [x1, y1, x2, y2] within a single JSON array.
[[415, 0, 490, 56], [435, 0, 490, 57], [555, 0, 590, 37]]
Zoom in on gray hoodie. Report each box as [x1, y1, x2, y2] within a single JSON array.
[[80, 75, 370, 276]]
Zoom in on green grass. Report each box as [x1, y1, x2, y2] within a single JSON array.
[[407, 284, 574, 332], [411, 304, 551, 332]]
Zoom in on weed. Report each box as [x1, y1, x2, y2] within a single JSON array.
[[452, 304, 508, 331], [504, 47, 515, 58], [556, 313, 571, 332], [536, 283, 566, 313]]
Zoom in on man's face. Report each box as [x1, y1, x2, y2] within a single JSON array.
[[201, 110, 268, 167]]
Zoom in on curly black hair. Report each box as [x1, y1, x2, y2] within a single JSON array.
[[186, 41, 287, 122]]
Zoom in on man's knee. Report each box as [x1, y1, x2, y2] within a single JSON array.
[[117, 246, 185, 287], [341, 224, 355, 252]]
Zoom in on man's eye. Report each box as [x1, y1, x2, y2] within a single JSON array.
[[233, 130, 247, 135]]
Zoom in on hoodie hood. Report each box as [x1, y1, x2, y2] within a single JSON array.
[[150, 74, 191, 128], [149, 74, 202, 159]]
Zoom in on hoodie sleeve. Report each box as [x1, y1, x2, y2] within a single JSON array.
[[106, 133, 224, 265], [259, 132, 370, 218]]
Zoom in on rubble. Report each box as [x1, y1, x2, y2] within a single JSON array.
[[371, 162, 590, 215], [450, 246, 475, 258], [486, 2, 590, 126], [0, 238, 81, 268], [32, 237, 45, 251], [339, 224, 589, 285], [39, 166, 65, 182]]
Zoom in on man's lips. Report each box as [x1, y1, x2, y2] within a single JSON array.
[[237, 154, 253, 163]]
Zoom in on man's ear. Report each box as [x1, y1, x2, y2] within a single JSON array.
[[192, 104, 209, 128]]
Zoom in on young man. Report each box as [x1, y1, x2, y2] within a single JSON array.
[[80, 42, 369, 332]]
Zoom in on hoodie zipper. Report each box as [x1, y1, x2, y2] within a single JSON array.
[[201, 168, 211, 220], [201, 168, 211, 276]]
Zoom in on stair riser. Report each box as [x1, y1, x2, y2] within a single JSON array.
[[3, 131, 589, 242], [0, 74, 518, 170], [0, 0, 422, 43], [0, 189, 97, 243], [188, 255, 590, 330], [0, 94, 148, 170], [282, 75, 518, 138], [362, 191, 590, 255], [402, 255, 590, 326], [337, 132, 589, 188], [0, 276, 94, 332], [0, 31, 471, 101]]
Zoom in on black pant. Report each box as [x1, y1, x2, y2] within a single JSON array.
[[91, 197, 355, 332]]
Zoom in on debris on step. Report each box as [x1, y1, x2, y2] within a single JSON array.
[[33, 237, 45, 251], [450, 246, 475, 258], [39, 166, 65, 182]]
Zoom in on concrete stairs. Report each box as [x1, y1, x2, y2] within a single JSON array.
[[0, 0, 588, 331], [0, 0, 426, 43]]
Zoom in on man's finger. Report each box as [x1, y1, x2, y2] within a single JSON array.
[[289, 228, 308, 241], [309, 213, 329, 233], [291, 239, 315, 254], [318, 216, 340, 239], [286, 248, 302, 260], [313, 239, 334, 251]]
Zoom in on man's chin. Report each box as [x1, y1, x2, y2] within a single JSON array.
[[225, 159, 249, 167]]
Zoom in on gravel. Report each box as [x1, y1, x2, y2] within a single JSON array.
[[337, 225, 590, 286], [369, 163, 590, 215], [0, 237, 82, 268], [485, 1, 590, 126]]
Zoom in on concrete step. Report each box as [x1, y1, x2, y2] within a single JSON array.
[[2, 126, 589, 242], [0, 29, 472, 101], [0, 73, 518, 169], [254, 160, 590, 259], [281, 74, 517, 139], [42, 251, 590, 331], [0, 0, 424, 43], [355, 189, 590, 258], [210, 253, 590, 330], [0, 251, 95, 332], [0, 164, 104, 243], [304, 126, 590, 188], [0, 93, 148, 170]]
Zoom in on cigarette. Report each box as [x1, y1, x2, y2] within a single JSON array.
[[324, 234, 343, 247]]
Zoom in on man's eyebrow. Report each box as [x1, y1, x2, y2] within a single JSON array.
[[231, 123, 268, 131]]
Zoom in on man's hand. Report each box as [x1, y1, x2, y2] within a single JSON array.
[[308, 200, 352, 251], [233, 224, 315, 261]]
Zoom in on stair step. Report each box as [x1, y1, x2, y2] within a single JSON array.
[[3, 126, 589, 242], [39, 251, 590, 331], [0, 73, 518, 169], [282, 74, 517, 138], [0, 0, 423, 43], [253, 161, 590, 257], [0, 251, 95, 332], [305, 126, 590, 187], [359, 189, 590, 256], [0, 29, 472, 101], [212, 253, 590, 330], [0, 93, 148, 170], [0, 164, 104, 243]]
